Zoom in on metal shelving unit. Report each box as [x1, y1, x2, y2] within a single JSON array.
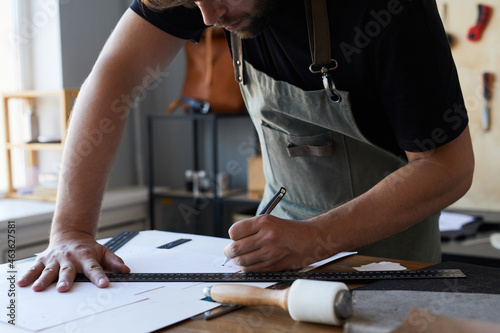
[[147, 112, 259, 236]]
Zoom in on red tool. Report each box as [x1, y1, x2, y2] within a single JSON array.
[[468, 4, 492, 41]]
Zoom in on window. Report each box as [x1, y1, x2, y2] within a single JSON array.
[[0, 0, 22, 195]]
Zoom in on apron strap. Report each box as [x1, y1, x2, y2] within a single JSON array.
[[231, 33, 246, 85], [304, 0, 333, 70], [304, 0, 341, 103]]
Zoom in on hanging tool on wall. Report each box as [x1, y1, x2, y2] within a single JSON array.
[[443, 3, 455, 46], [482, 72, 494, 132], [468, 4, 492, 41]]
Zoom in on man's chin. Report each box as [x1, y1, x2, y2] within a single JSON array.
[[232, 28, 263, 39], [231, 22, 268, 39]]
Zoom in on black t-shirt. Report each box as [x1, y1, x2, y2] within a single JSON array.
[[130, 0, 468, 157]]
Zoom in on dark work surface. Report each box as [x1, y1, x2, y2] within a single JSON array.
[[441, 253, 500, 269], [357, 261, 500, 294]]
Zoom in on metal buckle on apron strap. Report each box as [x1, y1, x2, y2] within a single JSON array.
[[309, 60, 341, 104]]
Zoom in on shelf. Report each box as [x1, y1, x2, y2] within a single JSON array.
[[6, 143, 63, 151], [152, 187, 252, 201], [2, 89, 79, 201], [2, 90, 71, 98], [5, 188, 57, 202], [223, 192, 262, 204]]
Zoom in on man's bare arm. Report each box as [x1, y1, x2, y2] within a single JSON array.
[[17, 9, 185, 292]]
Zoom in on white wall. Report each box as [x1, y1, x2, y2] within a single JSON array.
[[59, 0, 130, 88], [26, 0, 63, 90], [58, 0, 137, 188], [0, 1, 16, 194], [438, 0, 500, 212]]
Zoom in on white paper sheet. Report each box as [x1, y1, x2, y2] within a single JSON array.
[[353, 261, 407, 271], [37, 287, 220, 333], [115, 230, 233, 257], [300, 251, 357, 272], [439, 211, 475, 231], [0, 322, 32, 333], [117, 246, 240, 273], [0, 277, 148, 332]]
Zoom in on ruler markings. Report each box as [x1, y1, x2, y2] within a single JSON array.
[[74, 269, 465, 283], [103, 231, 140, 252]]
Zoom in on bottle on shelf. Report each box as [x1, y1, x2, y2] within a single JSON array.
[[23, 100, 39, 143]]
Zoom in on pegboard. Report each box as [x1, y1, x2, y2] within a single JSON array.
[[437, 0, 500, 212]]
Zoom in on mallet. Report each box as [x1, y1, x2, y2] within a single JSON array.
[[204, 279, 352, 326]]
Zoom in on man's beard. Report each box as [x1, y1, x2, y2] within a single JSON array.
[[214, 0, 283, 39]]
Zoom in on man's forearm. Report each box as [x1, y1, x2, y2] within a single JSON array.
[[50, 76, 130, 237]]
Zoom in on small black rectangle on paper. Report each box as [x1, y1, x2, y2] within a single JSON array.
[[157, 238, 192, 249]]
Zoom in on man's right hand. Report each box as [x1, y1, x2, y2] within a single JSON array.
[[17, 231, 130, 293]]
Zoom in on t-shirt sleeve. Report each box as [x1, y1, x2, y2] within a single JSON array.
[[370, 0, 468, 152], [129, 0, 207, 43]]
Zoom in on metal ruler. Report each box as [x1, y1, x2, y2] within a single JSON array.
[[103, 231, 139, 252], [74, 269, 465, 283]]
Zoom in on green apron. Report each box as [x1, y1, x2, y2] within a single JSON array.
[[229, 1, 441, 263]]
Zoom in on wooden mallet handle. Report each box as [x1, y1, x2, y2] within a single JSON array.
[[207, 284, 289, 311]]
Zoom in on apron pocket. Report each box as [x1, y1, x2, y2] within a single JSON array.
[[261, 122, 355, 211]]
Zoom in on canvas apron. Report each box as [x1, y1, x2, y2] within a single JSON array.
[[229, 1, 441, 263]]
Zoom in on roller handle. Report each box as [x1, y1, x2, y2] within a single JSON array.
[[483, 72, 494, 132], [206, 284, 289, 311]]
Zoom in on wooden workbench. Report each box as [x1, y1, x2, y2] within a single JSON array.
[[162, 255, 431, 332]]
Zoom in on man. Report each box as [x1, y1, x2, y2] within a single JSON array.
[[18, 0, 474, 293]]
